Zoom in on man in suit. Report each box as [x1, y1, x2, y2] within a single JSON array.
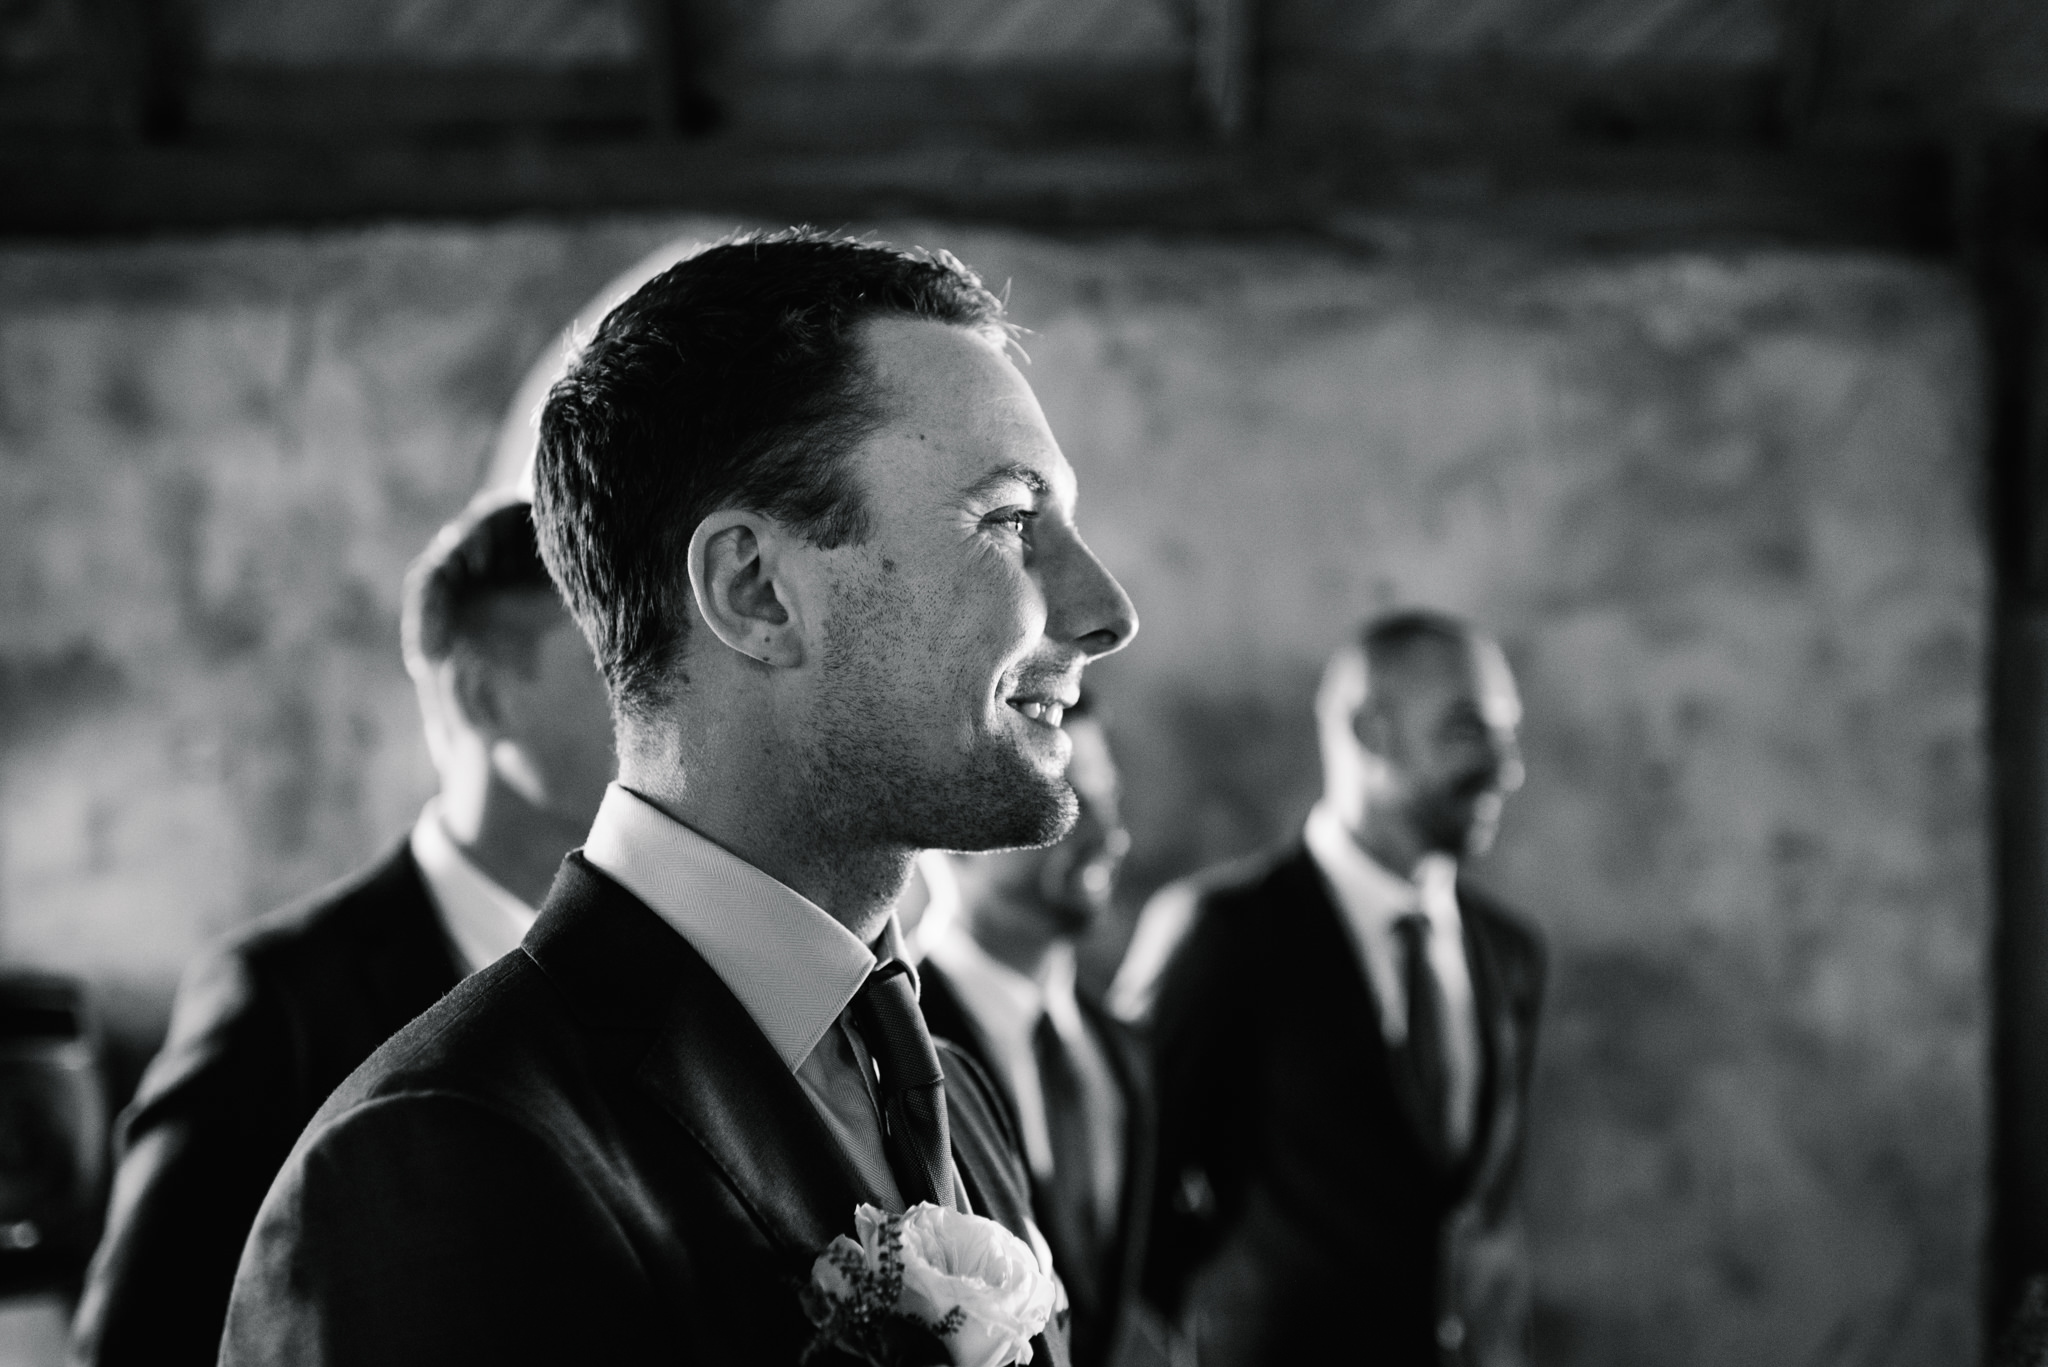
[[68, 498, 615, 1367], [917, 703, 1155, 1367], [220, 230, 1138, 1366], [1112, 610, 1544, 1367]]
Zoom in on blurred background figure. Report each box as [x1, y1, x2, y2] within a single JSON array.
[[1112, 610, 1544, 1367], [918, 701, 1158, 1367], [67, 499, 613, 1367]]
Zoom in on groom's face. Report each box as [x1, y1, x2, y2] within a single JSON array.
[[801, 317, 1138, 854]]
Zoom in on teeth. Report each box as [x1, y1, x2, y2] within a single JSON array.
[[1043, 704, 1065, 727], [1018, 701, 1045, 719]]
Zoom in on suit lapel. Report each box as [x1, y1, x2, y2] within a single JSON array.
[[524, 856, 868, 1260], [936, 1040, 1073, 1367], [1454, 892, 1521, 1200], [1081, 994, 1154, 1338], [1286, 847, 1454, 1168]]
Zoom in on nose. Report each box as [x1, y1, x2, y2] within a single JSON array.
[[1049, 528, 1138, 660]]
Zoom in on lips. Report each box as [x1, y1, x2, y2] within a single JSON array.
[[1004, 665, 1081, 729], [1008, 698, 1068, 727]]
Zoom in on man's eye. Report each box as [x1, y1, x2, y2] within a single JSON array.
[[986, 509, 1037, 532]]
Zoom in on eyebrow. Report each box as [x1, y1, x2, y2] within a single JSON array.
[[957, 464, 1052, 503]]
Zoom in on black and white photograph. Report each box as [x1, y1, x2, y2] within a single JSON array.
[[0, 1, 2039, 1364]]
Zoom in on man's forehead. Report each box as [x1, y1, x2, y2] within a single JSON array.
[[1377, 634, 1517, 710], [857, 316, 1073, 502]]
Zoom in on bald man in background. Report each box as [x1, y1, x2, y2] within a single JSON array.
[[70, 500, 614, 1367], [1111, 610, 1545, 1367]]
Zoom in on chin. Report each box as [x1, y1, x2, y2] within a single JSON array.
[[882, 744, 1078, 855], [957, 778, 1077, 854]]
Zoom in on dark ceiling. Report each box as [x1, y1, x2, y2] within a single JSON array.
[[3, 0, 2042, 244]]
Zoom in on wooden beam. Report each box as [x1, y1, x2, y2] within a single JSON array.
[[1193, 0, 1257, 139]]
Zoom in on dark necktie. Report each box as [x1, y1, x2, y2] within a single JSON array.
[[848, 962, 955, 1208], [1033, 1011, 1104, 1296], [1392, 912, 1454, 1167]]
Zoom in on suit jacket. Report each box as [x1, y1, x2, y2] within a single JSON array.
[[219, 854, 1072, 1367], [1137, 843, 1544, 1367], [918, 961, 1155, 1367], [69, 843, 463, 1367]]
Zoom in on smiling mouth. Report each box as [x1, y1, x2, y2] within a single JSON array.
[[1006, 695, 1072, 728]]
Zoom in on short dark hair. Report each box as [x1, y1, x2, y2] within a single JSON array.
[[533, 227, 1009, 722], [1357, 609, 1481, 683], [402, 498, 559, 676]]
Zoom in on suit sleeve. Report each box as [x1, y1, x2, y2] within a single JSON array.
[[220, 1092, 657, 1367], [70, 946, 308, 1367]]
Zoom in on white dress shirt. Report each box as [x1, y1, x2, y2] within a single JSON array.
[[1302, 800, 1481, 1154], [919, 916, 1125, 1233], [581, 783, 969, 1213], [409, 798, 539, 976]]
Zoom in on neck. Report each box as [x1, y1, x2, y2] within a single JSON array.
[[963, 903, 1064, 980], [617, 748, 911, 947], [439, 771, 587, 908], [1348, 807, 1441, 884]]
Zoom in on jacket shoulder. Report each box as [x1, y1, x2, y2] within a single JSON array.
[[1107, 842, 1311, 1024], [132, 845, 447, 1109], [222, 843, 443, 986], [304, 948, 578, 1138]]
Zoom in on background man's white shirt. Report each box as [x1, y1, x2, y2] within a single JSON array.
[[410, 798, 539, 975], [919, 914, 1124, 1232], [1302, 800, 1481, 1153]]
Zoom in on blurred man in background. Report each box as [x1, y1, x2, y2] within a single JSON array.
[[70, 498, 614, 1367], [1112, 609, 1545, 1367], [917, 700, 1155, 1367]]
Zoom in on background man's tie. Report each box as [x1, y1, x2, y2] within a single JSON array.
[[848, 961, 956, 1208], [1393, 912, 1456, 1168]]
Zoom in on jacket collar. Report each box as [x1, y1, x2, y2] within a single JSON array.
[[581, 783, 892, 1074], [522, 854, 869, 1258]]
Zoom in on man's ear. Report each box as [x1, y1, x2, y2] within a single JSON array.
[[1351, 703, 1394, 761], [447, 649, 508, 738], [687, 510, 806, 668]]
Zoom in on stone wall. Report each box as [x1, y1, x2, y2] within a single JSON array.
[[0, 217, 1988, 1363]]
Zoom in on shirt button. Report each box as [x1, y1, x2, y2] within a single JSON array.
[[1437, 1315, 1465, 1351]]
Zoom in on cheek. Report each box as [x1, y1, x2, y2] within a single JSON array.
[[902, 556, 1041, 684]]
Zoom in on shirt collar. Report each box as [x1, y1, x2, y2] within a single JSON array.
[[920, 912, 1082, 1039], [1302, 800, 1461, 936], [579, 783, 894, 1073], [409, 798, 539, 975]]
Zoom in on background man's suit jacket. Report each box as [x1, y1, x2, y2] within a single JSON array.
[[220, 855, 1072, 1367], [1138, 843, 1545, 1367], [70, 843, 463, 1367], [918, 962, 1154, 1367]]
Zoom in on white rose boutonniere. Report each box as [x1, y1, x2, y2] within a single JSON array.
[[801, 1202, 1058, 1367]]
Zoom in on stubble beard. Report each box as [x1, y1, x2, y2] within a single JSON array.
[[807, 581, 1078, 857], [1419, 786, 1501, 859]]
